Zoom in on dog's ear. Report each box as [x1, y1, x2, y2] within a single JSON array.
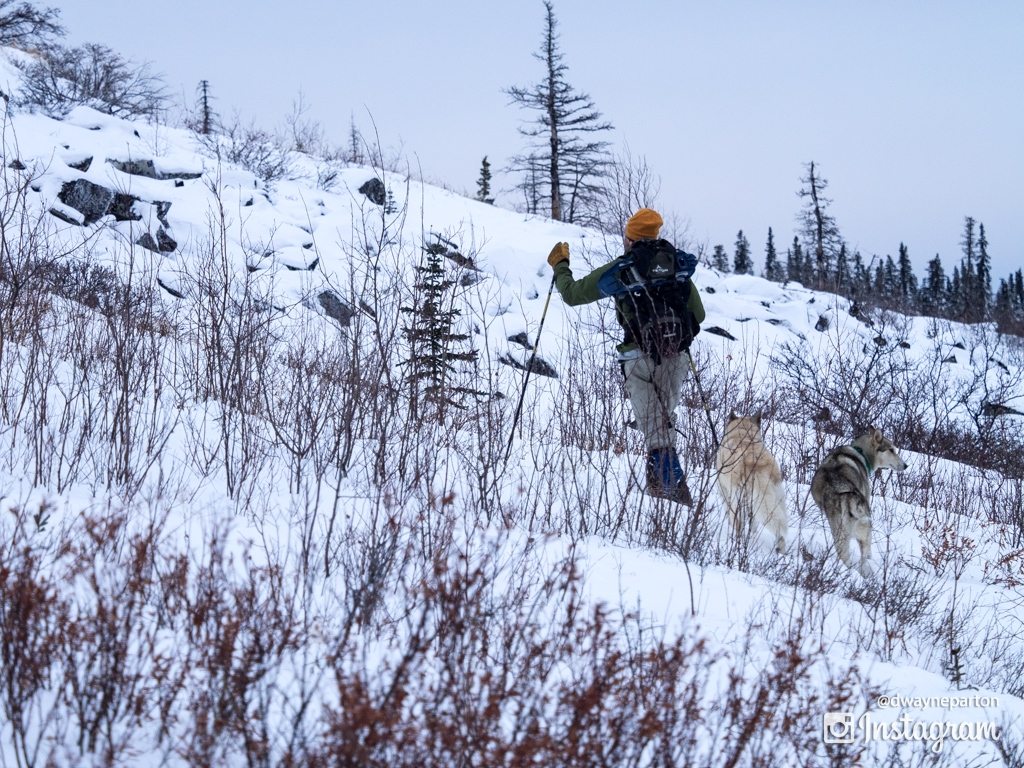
[[728, 410, 737, 423], [754, 410, 763, 427], [870, 425, 883, 443]]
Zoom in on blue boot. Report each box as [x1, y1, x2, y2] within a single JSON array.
[[646, 447, 693, 506]]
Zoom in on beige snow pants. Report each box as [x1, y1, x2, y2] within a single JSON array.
[[621, 349, 690, 451]]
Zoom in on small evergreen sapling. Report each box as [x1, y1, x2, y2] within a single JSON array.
[[401, 237, 485, 417], [476, 156, 494, 204]]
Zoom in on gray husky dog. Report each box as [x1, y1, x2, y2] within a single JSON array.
[[811, 427, 907, 576]]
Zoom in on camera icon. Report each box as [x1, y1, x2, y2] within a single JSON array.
[[822, 712, 855, 744]]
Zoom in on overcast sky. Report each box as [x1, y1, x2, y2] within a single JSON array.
[[52, 0, 1023, 279]]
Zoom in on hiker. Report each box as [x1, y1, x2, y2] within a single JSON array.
[[547, 208, 705, 504]]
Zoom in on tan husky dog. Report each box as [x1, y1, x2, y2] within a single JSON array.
[[716, 413, 788, 553], [811, 427, 908, 576]]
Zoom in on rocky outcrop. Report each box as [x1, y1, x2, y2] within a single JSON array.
[[108, 192, 142, 221], [109, 158, 160, 179], [136, 228, 177, 253], [108, 158, 202, 180], [704, 326, 737, 341], [358, 177, 386, 206], [57, 179, 114, 225], [54, 178, 175, 252], [317, 290, 357, 326], [499, 353, 558, 379]]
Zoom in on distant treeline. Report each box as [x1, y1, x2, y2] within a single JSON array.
[[719, 213, 1022, 336]]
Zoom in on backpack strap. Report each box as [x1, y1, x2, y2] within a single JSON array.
[[597, 239, 697, 298]]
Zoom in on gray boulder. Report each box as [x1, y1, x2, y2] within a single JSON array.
[[358, 177, 386, 206], [318, 290, 357, 326], [136, 227, 177, 253], [108, 192, 141, 221], [58, 179, 114, 225], [109, 158, 159, 178]]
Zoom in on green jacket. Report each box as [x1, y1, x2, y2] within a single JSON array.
[[553, 254, 706, 352]]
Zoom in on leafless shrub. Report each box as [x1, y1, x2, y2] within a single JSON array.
[[0, 0, 64, 52], [844, 559, 945, 661], [693, 608, 875, 768], [592, 147, 661, 247], [312, 545, 726, 767], [0, 177, 176, 496], [0, 500, 67, 767], [197, 113, 294, 185], [178, 523, 301, 766], [0, 122, 54, 362], [773, 309, 916, 439], [60, 509, 169, 762], [282, 90, 347, 171], [2, 136, 183, 496], [178, 202, 276, 501], [16, 42, 168, 119], [755, 543, 850, 598], [262, 327, 355, 492], [92, 257, 179, 498]]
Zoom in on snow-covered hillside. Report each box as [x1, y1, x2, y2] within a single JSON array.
[[2, 48, 1024, 766]]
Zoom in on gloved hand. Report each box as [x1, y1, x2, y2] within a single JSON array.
[[547, 241, 569, 268]]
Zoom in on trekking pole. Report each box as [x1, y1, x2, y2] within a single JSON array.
[[504, 276, 556, 463], [688, 353, 720, 451]]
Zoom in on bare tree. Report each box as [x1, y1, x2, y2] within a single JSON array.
[[505, 0, 612, 224], [796, 161, 841, 287], [0, 0, 63, 51]]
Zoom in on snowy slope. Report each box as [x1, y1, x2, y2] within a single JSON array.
[[2, 47, 1024, 766]]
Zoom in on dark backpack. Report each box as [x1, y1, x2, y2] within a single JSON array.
[[597, 239, 700, 364]]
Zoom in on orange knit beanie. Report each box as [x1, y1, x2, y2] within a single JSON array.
[[625, 208, 664, 241]]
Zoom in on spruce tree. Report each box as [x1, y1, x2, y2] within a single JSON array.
[[851, 250, 870, 296], [712, 244, 730, 273], [995, 278, 1012, 320], [802, 242, 816, 287], [196, 79, 216, 135], [506, 1, 612, 223], [958, 217, 978, 321], [834, 243, 850, 293], [733, 230, 753, 275], [476, 156, 494, 204], [786, 237, 804, 284], [884, 255, 897, 298], [401, 240, 483, 417], [762, 227, 784, 282], [347, 113, 364, 165], [922, 254, 947, 316], [949, 265, 963, 317], [874, 262, 886, 297], [896, 243, 917, 308], [977, 222, 992, 318]]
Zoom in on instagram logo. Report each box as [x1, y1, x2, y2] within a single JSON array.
[[822, 712, 855, 744]]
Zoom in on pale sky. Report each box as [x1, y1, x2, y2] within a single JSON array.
[[51, 0, 1023, 279]]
